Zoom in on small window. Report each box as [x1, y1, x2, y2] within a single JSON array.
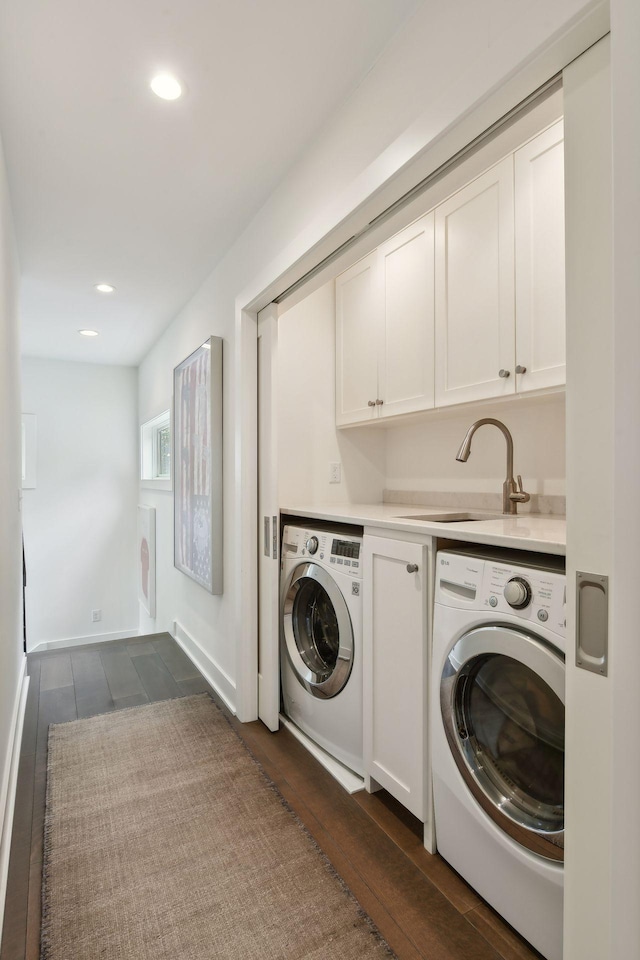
[[141, 411, 171, 486], [155, 421, 171, 479]]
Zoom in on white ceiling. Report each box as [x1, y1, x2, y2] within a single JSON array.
[[0, 0, 418, 366]]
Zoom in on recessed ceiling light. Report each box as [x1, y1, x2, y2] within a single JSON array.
[[150, 73, 182, 101], [95, 283, 115, 293], [78, 329, 99, 337]]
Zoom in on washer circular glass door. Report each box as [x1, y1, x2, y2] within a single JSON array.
[[441, 624, 565, 861], [282, 561, 354, 699]]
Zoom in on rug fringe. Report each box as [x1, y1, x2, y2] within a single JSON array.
[[40, 724, 57, 960]]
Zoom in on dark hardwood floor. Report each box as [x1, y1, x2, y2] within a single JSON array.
[[1, 634, 541, 960]]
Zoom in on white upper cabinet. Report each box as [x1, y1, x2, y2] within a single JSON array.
[[514, 119, 566, 392], [336, 214, 435, 424], [435, 156, 516, 407], [335, 121, 565, 425], [378, 213, 435, 418], [335, 252, 382, 425]]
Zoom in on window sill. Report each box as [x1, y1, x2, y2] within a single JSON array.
[[140, 479, 172, 492]]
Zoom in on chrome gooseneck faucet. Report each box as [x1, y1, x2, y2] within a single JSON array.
[[455, 418, 530, 515]]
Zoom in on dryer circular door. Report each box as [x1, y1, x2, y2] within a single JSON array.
[[441, 624, 565, 862], [282, 562, 354, 699]]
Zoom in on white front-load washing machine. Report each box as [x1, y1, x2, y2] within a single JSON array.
[[432, 549, 566, 960], [280, 524, 363, 776]]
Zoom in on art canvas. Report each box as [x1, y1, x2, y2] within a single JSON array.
[[138, 505, 156, 617], [173, 337, 223, 594]]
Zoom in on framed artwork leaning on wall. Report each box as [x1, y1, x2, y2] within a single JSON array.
[[173, 336, 223, 594]]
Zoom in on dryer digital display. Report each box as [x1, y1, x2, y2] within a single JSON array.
[[331, 539, 360, 560]]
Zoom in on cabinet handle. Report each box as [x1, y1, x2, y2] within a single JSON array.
[[515, 365, 527, 374], [498, 369, 510, 378], [367, 400, 376, 407], [406, 563, 419, 574], [375, 398, 384, 405]]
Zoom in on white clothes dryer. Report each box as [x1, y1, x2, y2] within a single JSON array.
[[280, 524, 363, 776], [432, 549, 566, 960]]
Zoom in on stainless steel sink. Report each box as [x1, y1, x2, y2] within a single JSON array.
[[396, 512, 505, 523]]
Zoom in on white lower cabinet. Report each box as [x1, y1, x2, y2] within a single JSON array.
[[363, 533, 430, 831]]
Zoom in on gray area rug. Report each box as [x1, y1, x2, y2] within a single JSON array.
[[42, 694, 393, 959]]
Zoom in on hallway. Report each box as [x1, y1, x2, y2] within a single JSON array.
[[1, 634, 540, 960]]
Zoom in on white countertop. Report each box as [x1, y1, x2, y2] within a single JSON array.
[[280, 502, 566, 555]]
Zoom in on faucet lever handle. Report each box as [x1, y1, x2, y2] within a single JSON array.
[[510, 475, 530, 503]]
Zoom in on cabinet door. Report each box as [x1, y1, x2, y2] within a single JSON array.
[[435, 156, 516, 406], [335, 252, 382, 426], [363, 535, 427, 820], [515, 120, 566, 392], [378, 213, 435, 418]]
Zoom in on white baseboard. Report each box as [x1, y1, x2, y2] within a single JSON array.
[[0, 658, 29, 943], [29, 628, 141, 654], [171, 620, 236, 714]]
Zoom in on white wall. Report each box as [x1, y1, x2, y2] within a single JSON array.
[[137, 314, 236, 693], [21, 358, 139, 650], [0, 129, 24, 935], [237, 0, 605, 274], [138, 0, 604, 718], [277, 282, 386, 506], [384, 395, 565, 500]]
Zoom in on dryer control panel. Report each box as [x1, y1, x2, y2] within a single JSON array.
[[281, 525, 363, 578], [436, 551, 566, 640]]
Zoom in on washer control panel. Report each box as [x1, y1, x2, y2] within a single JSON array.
[[436, 550, 566, 639], [281, 525, 363, 578]]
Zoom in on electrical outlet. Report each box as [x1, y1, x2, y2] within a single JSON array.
[[329, 462, 341, 484], [92, 609, 102, 623]]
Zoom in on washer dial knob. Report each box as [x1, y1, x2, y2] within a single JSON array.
[[305, 536, 319, 555], [504, 576, 532, 609]]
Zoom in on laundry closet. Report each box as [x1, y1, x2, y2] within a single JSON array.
[[272, 80, 569, 960]]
